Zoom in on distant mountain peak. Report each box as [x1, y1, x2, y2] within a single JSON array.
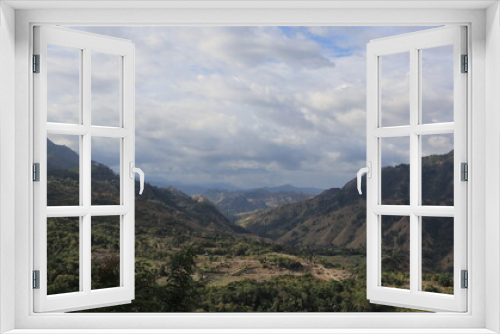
[[47, 138, 79, 171], [263, 184, 325, 195], [240, 151, 454, 249], [47, 138, 251, 236]]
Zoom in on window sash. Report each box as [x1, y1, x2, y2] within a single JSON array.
[[366, 26, 468, 312], [32, 25, 136, 313]]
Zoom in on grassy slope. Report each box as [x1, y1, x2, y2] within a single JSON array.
[[47, 140, 454, 312], [239, 151, 454, 255]]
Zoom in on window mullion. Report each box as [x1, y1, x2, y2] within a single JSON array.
[[82, 47, 91, 207], [82, 47, 92, 294], [82, 214, 91, 293], [409, 47, 420, 294]]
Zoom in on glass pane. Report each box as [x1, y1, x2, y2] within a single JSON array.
[[421, 45, 454, 124], [381, 215, 410, 289], [47, 44, 81, 124], [92, 216, 120, 289], [421, 134, 454, 206], [421, 217, 454, 294], [91, 51, 121, 127], [91, 137, 121, 205], [380, 52, 410, 127], [47, 217, 80, 295], [47, 134, 80, 206], [381, 137, 410, 205]]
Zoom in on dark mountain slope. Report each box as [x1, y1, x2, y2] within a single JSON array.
[[238, 181, 366, 248], [239, 151, 454, 251], [47, 139, 248, 236], [263, 184, 325, 195], [47, 139, 79, 170]]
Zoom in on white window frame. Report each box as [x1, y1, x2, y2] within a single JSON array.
[[0, 1, 499, 333], [33, 25, 136, 313], [365, 26, 468, 312]]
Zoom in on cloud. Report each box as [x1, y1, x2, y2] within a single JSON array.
[[91, 52, 121, 127], [422, 134, 454, 157], [381, 137, 410, 168], [380, 52, 411, 127], [421, 44, 454, 123], [47, 45, 80, 124], [194, 27, 335, 69], [58, 26, 451, 189]]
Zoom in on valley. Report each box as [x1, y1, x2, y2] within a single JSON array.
[[46, 139, 454, 312]]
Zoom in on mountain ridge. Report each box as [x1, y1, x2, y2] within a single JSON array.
[[47, 139, 454, 303], [46, 139, 251, 237], [238, 151, 454, 260], [199, 187, 326, 222]]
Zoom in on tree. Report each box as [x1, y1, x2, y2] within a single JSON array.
[[162, 246, 201, 312]]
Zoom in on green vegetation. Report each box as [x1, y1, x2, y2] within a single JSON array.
[[202, 275, 358, 312], [47, 217, 79, 295], [259, 256, 303, 271], [81, 245, 420, 313], [91, 216, 121, 289], [46, 140, 454, 313]]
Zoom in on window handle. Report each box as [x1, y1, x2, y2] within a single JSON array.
[[357, 162, 371, 195], [129, 162, 145, 195]]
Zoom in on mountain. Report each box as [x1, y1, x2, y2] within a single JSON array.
[[264, 184, 326, 195], [237, 185, 366, 248], [47, 137, 454, 260], [147, 179, 241, 196], [46, 139, 248, 236], [200, 188, 318, 222], [238, 151, 454, 256], [46, 139, 453, 308], [47, 139, 79, 170], [147, 181, 325, 197]]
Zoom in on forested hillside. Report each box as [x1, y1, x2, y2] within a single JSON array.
[[239, 151, 454, 252], [46, 140, 454, 312]]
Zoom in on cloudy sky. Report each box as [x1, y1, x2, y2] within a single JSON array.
[[49, 26, 454, 190]]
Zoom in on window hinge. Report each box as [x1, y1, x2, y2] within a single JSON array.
[[33, 54, 40, 73], [33, 270, 40, 289], [33, 163, 40, 182], [461, 162, 468, 181], [461, 54, 468, 73], [461, 270, 468, 289]]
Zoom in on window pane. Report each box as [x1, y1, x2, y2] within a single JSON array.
[[91, 216, 120, 290], [91, 137, 121, 205], [47, 44, 80, 124], [381, 215, 410, 289], [421, 134, 454, 206], [381, 137, 410, 205], [421, 45, 454, 124], [421, 217, 454, 295], [47, 134, 80, 206], [380, 52, 410, 127], [47, 217, 80, 295], [91, 51, 121, 127]]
